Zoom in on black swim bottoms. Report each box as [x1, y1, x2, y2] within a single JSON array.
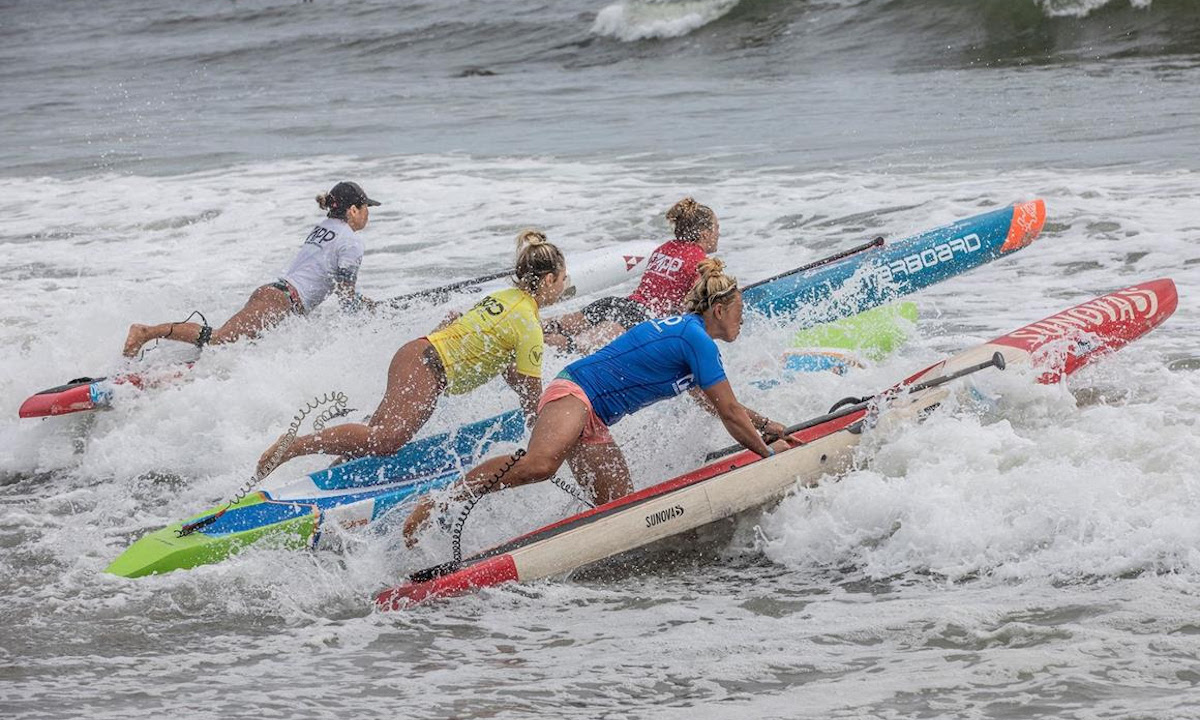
[[580, 296, 652, 330], [267, 279, 305, 313]]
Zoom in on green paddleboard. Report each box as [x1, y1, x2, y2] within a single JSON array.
[[782, 302, 918, 375], [791, 301, 918, 358]]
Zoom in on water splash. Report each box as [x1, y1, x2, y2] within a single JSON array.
[[592, 0, 741, 41]]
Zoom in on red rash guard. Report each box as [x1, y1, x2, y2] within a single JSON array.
[[627, 240, 708, 316]]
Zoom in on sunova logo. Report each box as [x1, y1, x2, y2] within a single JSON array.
[[646, 504, 685, 528], [873, 233, 982, 286], [1007, 288, 1160, 345]]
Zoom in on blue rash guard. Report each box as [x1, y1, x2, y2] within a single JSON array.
[[563, 314, 727, 427]]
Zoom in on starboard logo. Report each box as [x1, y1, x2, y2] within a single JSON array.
[[873, 233, 982, 286], [624, 255, 645, 272], [646, 504, 685, 528], [1008, 288, 1160, 345]]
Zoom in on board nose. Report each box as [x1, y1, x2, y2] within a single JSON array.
[[1001, 199, 1047, 252]]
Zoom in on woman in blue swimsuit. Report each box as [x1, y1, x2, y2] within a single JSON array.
[[403, 258, 792, 544]]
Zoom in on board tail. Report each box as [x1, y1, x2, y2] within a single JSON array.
[[18, 378, 106, 418]]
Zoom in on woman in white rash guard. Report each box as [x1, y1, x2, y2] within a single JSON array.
[[122, 180, 381, 357]]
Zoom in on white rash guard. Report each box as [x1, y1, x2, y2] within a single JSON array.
[[280, 217, 365, 312]]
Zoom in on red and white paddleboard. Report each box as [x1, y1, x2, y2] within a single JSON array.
[[18, 376, 108, 418], [18, 365, 193, 419], [375, 279, 1178, 610]]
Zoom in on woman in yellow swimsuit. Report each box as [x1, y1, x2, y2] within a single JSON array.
[[257, 230, 568, 477]]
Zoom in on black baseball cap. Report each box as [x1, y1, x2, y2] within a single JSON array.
[[329, 181, 381, 209]]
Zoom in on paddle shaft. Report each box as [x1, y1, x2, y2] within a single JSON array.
[[743, 236, 884, 291], [704, 351, 1007, 462], [388, 236, 882, 308], [386, 268, 513, 308]]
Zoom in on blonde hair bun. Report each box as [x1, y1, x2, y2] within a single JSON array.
[[515, 228, 548, 250], [666, 197, 698, 223], [316, 193, 331, 210], [513, 228, 565, 295], [684, 257, 738, 313], [666, 197, 716, 243], [695, 257, 726, 278]]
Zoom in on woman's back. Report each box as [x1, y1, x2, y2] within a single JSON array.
[[281, 217, 365, 311], [627, 240, 708, 316]]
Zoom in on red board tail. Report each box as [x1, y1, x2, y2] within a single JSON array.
[[375, 555, 519, 610], [18, 383, 95, 418]]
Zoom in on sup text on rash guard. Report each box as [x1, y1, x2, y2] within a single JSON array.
[[426, 287, 544, 395], [280, 217, 365, 312], [563, 314, 726, 426], [627, 240, 708, 316]]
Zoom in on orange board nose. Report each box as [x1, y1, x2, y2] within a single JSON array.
[[1001, 199, 1047, 252]]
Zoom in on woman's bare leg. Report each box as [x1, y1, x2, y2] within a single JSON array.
[[123, 286, 292, 357], [257, 339, 443, 477], [208, 286, 294, 344], [401, 394, 589, 545], [547, 311, 589, 336], [543, 310, 590, 352], [574, 320, 627, 353], [566, 440, 632, 505]]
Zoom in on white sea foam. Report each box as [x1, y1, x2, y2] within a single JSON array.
[[1037, 0, 1153, 19], [592, 0, 741, 41], [2, 155, 1198, 717]]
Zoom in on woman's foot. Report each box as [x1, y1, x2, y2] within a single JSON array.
[[257, 433, 292, 479], [122, 324, 151, 358]]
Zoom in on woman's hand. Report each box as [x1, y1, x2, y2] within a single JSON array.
[[402, 496, 437, 548], [760, 419, 788, 441], [433, 311, 462, 332], [761, 420, 802, 450]]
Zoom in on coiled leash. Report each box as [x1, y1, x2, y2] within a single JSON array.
[[446, 449, 596, 565], [176, 391, 350, 537], [446, 449, 525, 564]]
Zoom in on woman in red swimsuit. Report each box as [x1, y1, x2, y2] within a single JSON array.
[[543, 197, 719, 353]]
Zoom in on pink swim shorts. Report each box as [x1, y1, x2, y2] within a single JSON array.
[[538, 377, 613, 445]]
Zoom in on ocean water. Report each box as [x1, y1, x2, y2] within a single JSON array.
[[1, 0, 1199, 718]]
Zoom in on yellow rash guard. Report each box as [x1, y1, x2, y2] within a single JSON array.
[[427, 287, 544, 396]]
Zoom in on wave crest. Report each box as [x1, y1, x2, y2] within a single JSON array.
[[1036, 0, 1153, 18], [591, 0, 742, 42]]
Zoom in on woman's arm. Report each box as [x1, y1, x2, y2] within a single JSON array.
[[696, 379, 777, 458], [334, 277, 377, 313], [689, 387, 789, 440], [504, 364, 542, 424]]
